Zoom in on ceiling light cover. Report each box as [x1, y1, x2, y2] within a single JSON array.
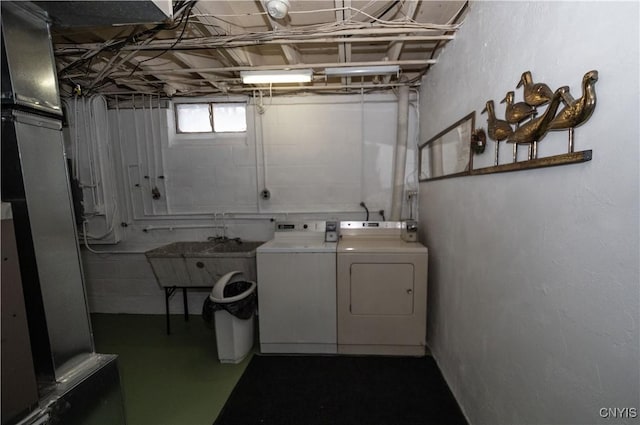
[[264, 0, 290, 19], [324, 65, 400, 77], [241, 69, 313, 84]]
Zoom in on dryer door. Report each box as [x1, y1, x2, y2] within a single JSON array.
[[350, 263, 414, 315], [337, 252, 427, 355]]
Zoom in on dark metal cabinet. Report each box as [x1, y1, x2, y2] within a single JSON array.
[[1, 206, 39, 424]]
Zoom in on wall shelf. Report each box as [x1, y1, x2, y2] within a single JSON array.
[[471, 150, 592, 176]]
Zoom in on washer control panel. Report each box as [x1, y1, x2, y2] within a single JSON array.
[[275, 221, 326, 233]]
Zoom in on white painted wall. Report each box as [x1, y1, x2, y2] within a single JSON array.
[[418, 2, 639, 425], [63, 96, 122, 244], [67, 92, 420, 314]]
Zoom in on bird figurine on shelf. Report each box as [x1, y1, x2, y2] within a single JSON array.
[[517, 71, 554, 108], [548, 70, 599, 153], [507, 86, 569, 160], [501, 91, 536, 125], [481, 100, 513, 165]]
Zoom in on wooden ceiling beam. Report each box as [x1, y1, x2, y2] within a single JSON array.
[[334, 0, 353, 86], [192, 3, 257, 67], [71, 59, 435, 79], [56, 35, 453, 54], [383, 0, 420, 83], [263, 22, 301, 65]]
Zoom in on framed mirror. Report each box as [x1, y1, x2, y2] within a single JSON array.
[[419, 112, 475, 181]]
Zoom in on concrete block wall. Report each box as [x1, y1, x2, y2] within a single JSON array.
[[73, 92, 420, 314]]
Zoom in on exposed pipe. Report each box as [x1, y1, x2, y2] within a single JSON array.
[[156, 94, 170, 214], [389, 84, 410, 221], [142, 224, 226, 232], [252, 92, 263, 212], [104, 82, 420, 96], [83, 97, 99, 209], [142, 95, 157, 215], [115, 95, 133, 224], [131, 94, 151, 216]]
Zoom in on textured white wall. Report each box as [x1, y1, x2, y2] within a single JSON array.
[[418, 2, 639, 425], [110, 93, 417, 218]]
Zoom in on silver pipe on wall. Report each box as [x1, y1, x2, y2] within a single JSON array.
[[390, 85, 410, 220]]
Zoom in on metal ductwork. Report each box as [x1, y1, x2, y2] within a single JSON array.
[[34, 0, 172, 27]]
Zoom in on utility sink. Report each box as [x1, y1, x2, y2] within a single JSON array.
[[145, 240, 265, 288], [145, 241, 219, 258], [204, 241, 264, 254]]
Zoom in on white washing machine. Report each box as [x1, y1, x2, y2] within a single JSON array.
[[256, 221, 338, 354], [337, 221, 428, 356]]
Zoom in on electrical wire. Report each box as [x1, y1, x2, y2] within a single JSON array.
[[55, 0, 460, 97], [58, 0, 197, 80], [126, 2, 197, 78], [359, 202, 369, 221]]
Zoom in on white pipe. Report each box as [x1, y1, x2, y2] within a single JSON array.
[[90, 97, 107, 208], [131, 95, 151, 216], [142, 95, 157, 215], [407, 89, 421, 220], [252, 93, 262, 213], [83, 97, 99, 208], [115, 96, 133, 224], [148, 95, 157, 186], [389, 85, 410, 221], [143, 224, 226, 232], [157, 95, 170, 214], [360, 87, 366, 202]]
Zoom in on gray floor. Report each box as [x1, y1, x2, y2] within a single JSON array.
[[91, 314, 251, 425]]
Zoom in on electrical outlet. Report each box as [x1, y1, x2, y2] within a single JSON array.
[[406, 190, 418, 201]]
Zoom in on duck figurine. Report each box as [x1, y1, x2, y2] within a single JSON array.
[[548, 70, 599, 152], [501, 91, 536, 125], [482, 100, 513, 165], [507, 86, 569, 160], [517, 71, 554, 107]]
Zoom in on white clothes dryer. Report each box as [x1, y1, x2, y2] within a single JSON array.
[[256, 221, 338, 354], [337, 221, 428, 356]]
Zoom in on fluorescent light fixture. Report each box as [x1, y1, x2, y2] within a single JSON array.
[[241, 69, 313, 84], [324, 65, 400, 77]]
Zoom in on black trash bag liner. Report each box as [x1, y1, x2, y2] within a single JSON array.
[[202, 280, 257, 322], [202, 297, 215, 326]]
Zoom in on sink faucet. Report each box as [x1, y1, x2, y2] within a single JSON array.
[[221, 212, 228, 239], [210, 212, 240, 242]]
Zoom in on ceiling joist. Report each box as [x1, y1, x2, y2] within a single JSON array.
[[49, 0, 467, 97]]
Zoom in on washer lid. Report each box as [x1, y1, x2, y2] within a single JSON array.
[[258, 238, 337, 253]]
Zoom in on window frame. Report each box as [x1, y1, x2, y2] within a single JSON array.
[[173, 101, 247, 135]]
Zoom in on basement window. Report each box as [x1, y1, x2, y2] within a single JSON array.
[[175, 103, 247, 134]]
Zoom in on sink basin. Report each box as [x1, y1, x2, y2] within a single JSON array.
[[145, 240, 265, 287], [145, 241, 219, 258], [203, 241, 264, 254]]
